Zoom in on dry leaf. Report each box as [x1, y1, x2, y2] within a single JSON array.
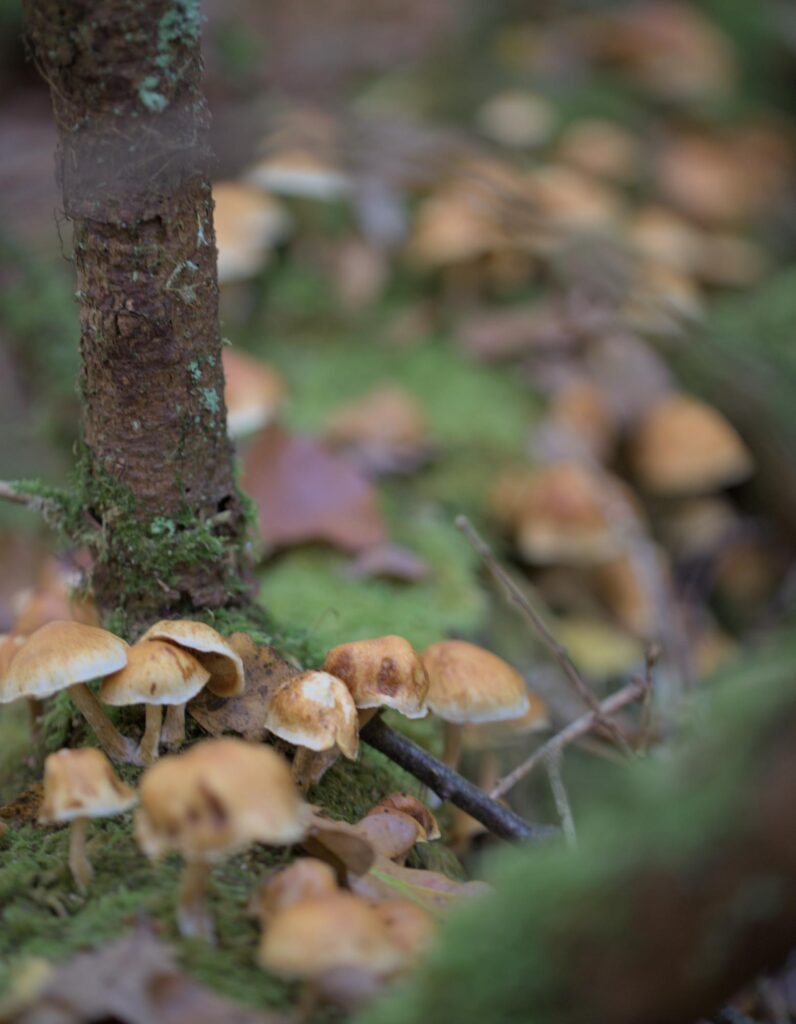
[[4, 926, 286, 1024], [349, 857, 491, 910], [303, 812, 377, 877], [344, 544, 430, 583], [0, 783, 44, 827], [242, 425, 386, 553], [188, 634, 297, 740]]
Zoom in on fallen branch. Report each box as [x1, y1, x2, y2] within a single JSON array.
[[0, 481, 50, 511], [455, 515, 632, 755], [360, 715, 558, 843], [491, 680, 646, 799]]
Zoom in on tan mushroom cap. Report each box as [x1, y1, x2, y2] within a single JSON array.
[[222, 347, 285, 439], [0, 634, 24, 678], [140, 620, 244, 698], [246, 149, 350, 200], [254, 858, 338, 923], [258, 892, 403, 978], [135, 738, 310, 863], [213, 181, 292, 283], [421, 640, 530, 725], [265, 670, 359, 759], [323, 635, 429, 719], [39, 747, 137, 824], [374, 899, 437, 965], [356, 809, 425, 861], [492, 462, 630, 566], [631, 393, 754, 495], [462, 695, 550, 750], [99, 640, 210, 707], [0, 621, 128, 704]]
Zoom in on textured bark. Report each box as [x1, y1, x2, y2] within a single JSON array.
[[23, 0, 251, 628]]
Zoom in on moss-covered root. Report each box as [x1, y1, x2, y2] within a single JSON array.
[[359, 631, 796, 1024]]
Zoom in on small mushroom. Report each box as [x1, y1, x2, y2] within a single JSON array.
[[99, 641, 210, 764], [252, 858, 339, 925], [0, 621, 136, 764], [323, 635, 429, 727], [258, 892, 404, 1010], [631, 393, 754, 495], [265, 670, 359, 791], [374, 899, 437, 967], [222, 347, 285, 440], [368, 793, 441, 842], [38, 747, 137, 892], [357, 809, 426, 864], [135, 737, 310, 941], [213, 181, 292, 284], [421, 639, 537, 769], [140, 620, 245, 749]]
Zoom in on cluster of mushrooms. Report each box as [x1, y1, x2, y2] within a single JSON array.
[[0, 617, 548, 1005]]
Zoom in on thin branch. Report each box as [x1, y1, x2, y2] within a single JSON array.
[[545, 748, 577, 849], [360, 715, 558, 843], [0, 481, 52, 512], [491, 680, 646, 800], [455, 515, 632, 755]]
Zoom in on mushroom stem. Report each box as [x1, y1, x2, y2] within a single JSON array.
[[442, 723, 464, 769], [161, 703, 186, 750], [68, 683, 140, 765], [139, 705, 163, 765], [292, 747, 337, 792], [178, 860, 215, 943], [69, 816, 93, 893]]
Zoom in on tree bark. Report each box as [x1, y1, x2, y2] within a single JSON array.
[[23, 0, 251, 631]]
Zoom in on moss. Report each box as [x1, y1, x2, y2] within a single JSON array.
[[258, 505, 485, 652]]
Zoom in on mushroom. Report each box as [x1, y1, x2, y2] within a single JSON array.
[[134, 737, 310, 941], [374, 899, 437, 967], [258, 892, 404, 1010], [0, 621, 136, 764], [38, 747, 137, 892], [222, 347, 285, 440], [421, 639, 535, 769], [212, 181, 292, 284], [631, 393, 754, 495], [252, 857, 339, 925], [265, 670, 359, 791], [99, 641, 210, 764], [356, 808, 427, 864], [323, 635, 429, 727], [556, 119, 640, 183], [368, 793, 441, 842], [491, 462, 634, 566], [140, 620, 245, 749]]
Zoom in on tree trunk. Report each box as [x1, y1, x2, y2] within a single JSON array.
[[23, 0, 251, 633]]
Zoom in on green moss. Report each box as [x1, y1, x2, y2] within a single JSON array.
[[258, 506, 485, 652]]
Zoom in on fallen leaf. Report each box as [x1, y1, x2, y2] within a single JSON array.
[[303, 812, 376, 877], [344, 544, 430, 583], [0, 783, 43, 827], [188, 633, 296, 740], [4, 925, 287, 1024], [349, 857, 491, 910], [242, 425, 386, 553]]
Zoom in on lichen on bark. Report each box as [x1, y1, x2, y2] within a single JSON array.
[[22, 0, 252, 631]]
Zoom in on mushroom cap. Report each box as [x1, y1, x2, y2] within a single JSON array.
[[222, 347, 285, 440], [265, 670, 359, 759], [323, 635, 429, 719], [135, 738, 309, 862], [492, 462, 630, 566], [374, 899, 437, 964], [39, 747, 137, 824], [0, 634, 24, 679], [631, 393, 754, 495], [99, 640, 210, 707], [245, 150, 350, 200], [0, 621, 128, 704], [258, 892, 403, 978], [254, 858, 339, 923], [140, 620, 244, 698], [356, 809, 425, 861], [421, 640, 530, 725], [213, 181, 292, 283], [462, 695, 550, 750], [368, 793, 441, 842]]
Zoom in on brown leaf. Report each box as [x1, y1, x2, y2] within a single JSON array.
[[302, 812, 376, 877], [5, 926, 286, 1024], [344, 544, 430, 583], [188, 634, 296, 740], [242, 425, 386, 553], [349, 856, 491, 910], [0, 783, 43, 827]]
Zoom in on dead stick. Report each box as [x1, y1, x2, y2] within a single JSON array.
[[491, 681, 645, 800], [456, 515, 632, 755], [360, 716, 557, 843]]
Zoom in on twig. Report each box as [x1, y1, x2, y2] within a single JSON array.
[[360, 715, 558, 843], [491, 680, 646, 800], [545, 748, 577, 849], [0, 482, 47, 509], [455, 515, 632, 755]]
